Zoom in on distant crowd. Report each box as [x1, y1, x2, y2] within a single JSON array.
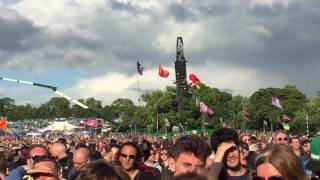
[[0, 128, 319, 180]]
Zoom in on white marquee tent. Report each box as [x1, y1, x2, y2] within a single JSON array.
[[39, 121, 78, 132]]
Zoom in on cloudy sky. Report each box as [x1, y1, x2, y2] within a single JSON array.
[[1, 0, 320, 106]]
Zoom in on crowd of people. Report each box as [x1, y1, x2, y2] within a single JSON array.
[[0, 128, 319, 180]]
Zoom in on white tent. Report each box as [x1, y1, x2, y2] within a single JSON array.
[[40, 121, 78, 132]]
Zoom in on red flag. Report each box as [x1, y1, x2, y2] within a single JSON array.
[[0, 116, 8, 129], [159, 64, 170, 78], [189, 73, 201, 89], [283, 114, 291, 121]]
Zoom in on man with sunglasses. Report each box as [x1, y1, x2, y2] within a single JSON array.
[[209, 128, 253, 180], [6, 145, 51, 179], [118, 142, 160, 180], [7, 155, 62, 180], [272, 130, 288, 145], [29, 156, 62, 180]]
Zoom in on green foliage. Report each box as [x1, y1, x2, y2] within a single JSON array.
[[0, 84, 318, 134]]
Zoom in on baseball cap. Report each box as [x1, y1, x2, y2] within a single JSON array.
[[306, 136, 320, 171]]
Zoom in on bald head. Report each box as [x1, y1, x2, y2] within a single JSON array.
[[73, 148, 90, 169]]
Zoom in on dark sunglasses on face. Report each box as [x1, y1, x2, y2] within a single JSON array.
[[30, 155, 56, 163], [31, 172, 57, 178], [253, 176, 283, 180], [120, 153, 136, 160], [277, 137, 288, 141]]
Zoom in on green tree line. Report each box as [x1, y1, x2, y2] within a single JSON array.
[[0, 84, 319, 135]]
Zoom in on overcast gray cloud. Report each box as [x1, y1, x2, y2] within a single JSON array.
[[1, 0, 320, 105]]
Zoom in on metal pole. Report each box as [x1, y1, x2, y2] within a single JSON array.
[[306, 114, 309, 136], [156, 108, 159, 134], [202, 114, 205, 134]]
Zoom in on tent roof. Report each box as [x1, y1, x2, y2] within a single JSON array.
[[40, 121, 78, 132]]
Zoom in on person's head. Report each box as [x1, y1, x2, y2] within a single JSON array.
[[118, 142, 139, 172], [160, 146, 170, 161], [255, 144, 306, 180], [241, 134, 251, 146], [57, 138, 67, 147], [147, 148, 158, 162], [239, 141, 249, 164], [291, 136, 301, 152], [171, 171, 218, 180], [74, 160, 130, 180], [302, 141, 310, 154], [28, 145, 50, 165], [88, 144, 96, 154], [210, 128, 241, 170], [272, 130, 288, 145], [259, 136, 268, 150], [75, 142, 87, 150], [49, 143, 67, 160], [29, 156, 62, 180], [169, 135, 211, 176], [73, 148, 91, 170]]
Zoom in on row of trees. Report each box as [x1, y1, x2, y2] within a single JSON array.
[[0, 84, 319, 134]]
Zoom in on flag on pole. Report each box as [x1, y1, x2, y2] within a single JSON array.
[[263, 120, 268, 126], [189, 73, 201, 89], [200, 102, 214, 116], [272, 96, 282, 109], [137, 61, 143, 75], [282, 114, 291, 121], [158, 64, 170, 78]]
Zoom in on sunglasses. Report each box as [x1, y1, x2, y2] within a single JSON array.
[[277, 137, 288, 141], [253, 176, 283, 180], [120, 153, 136, 160], [31, 172, 57, 178]]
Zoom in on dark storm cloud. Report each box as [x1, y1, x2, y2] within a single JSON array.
[[0, 7, 41, 52], [167, 2, 196, 22], [110, 0, 139, 15]]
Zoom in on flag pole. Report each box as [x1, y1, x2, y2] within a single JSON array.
[[137, 74, 141, 107], [202, 113, 205, 134], [156, 68, 159, 134], [136, 73, 141, 136], [306, 114, 309, 137]]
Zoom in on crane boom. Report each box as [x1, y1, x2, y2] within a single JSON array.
[[0, 77, 117, 126]]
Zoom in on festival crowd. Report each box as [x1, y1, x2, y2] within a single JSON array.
[[0, 128, 319, 180]]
